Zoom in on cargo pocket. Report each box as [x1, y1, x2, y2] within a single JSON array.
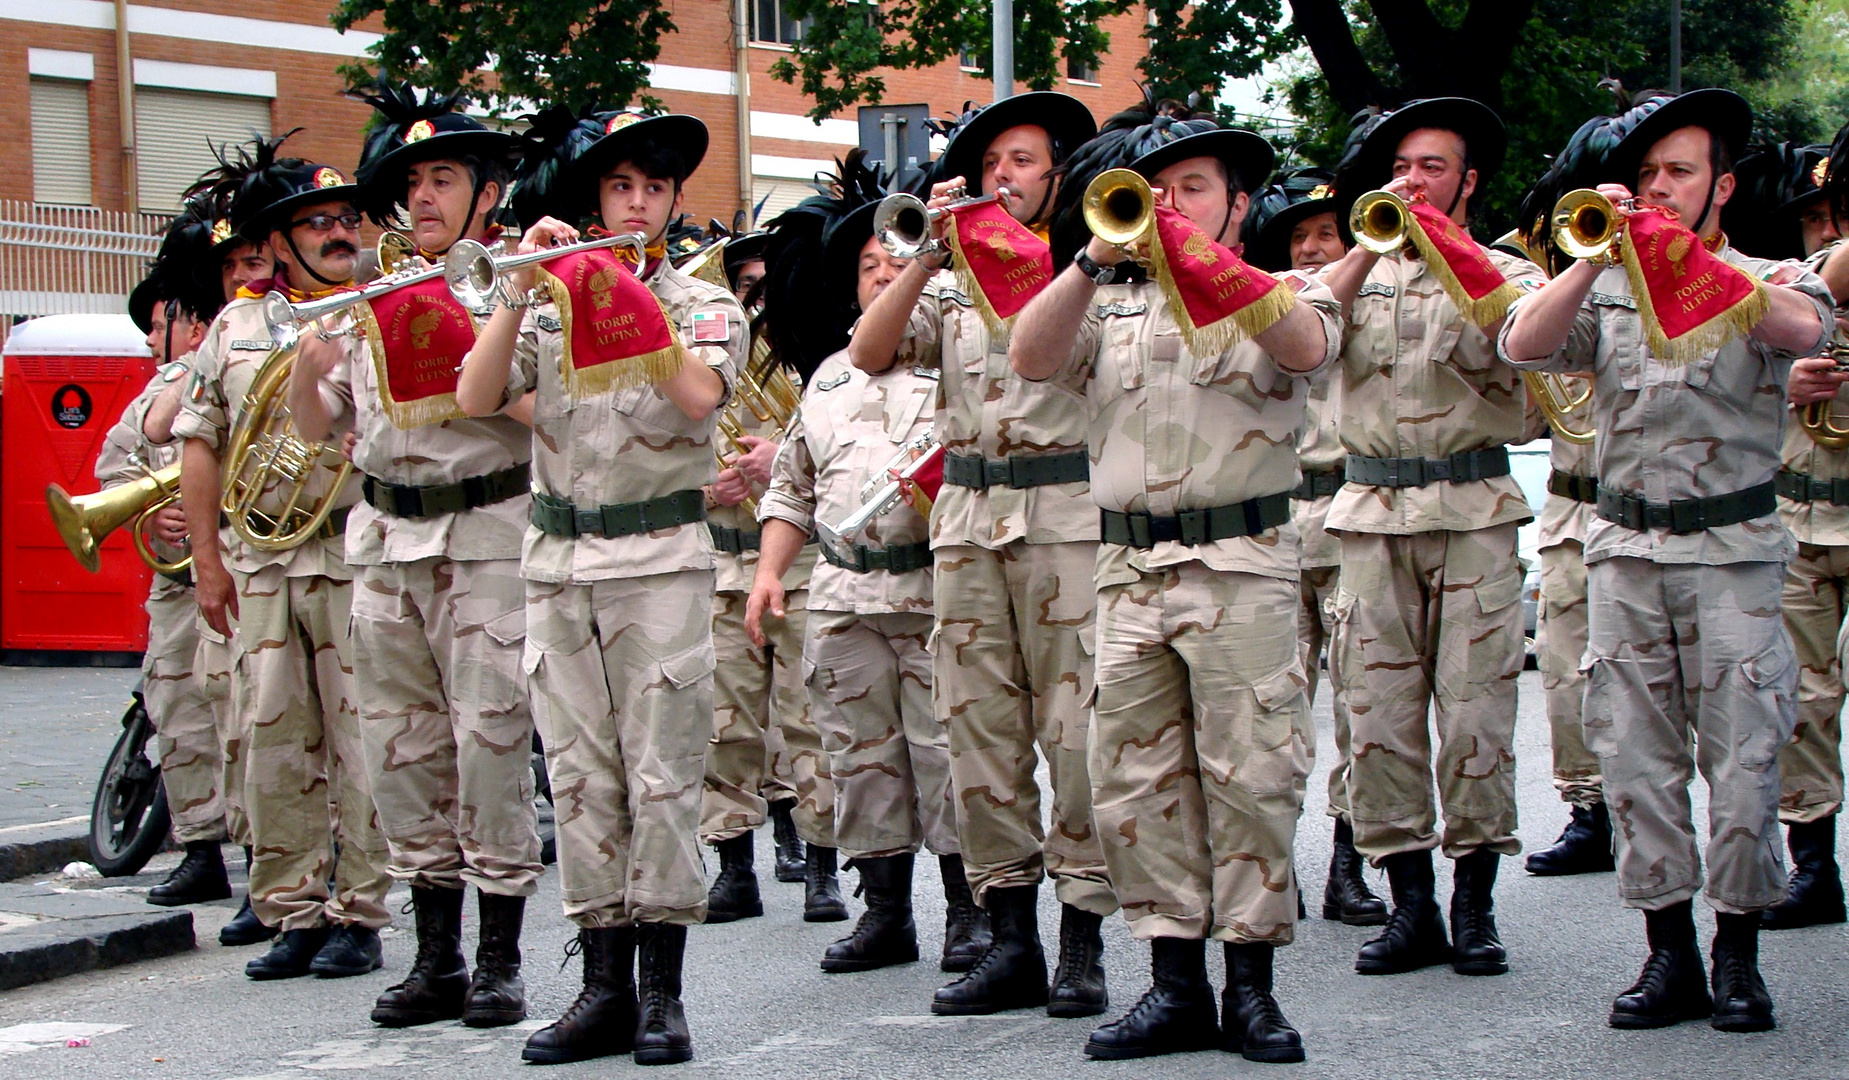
[[1464, 567, 1526, 689], [659, 638, 717, 692], [1577, 644, 1631, 761], [1238, 662, 1311, 796], [461, 606, 531, 733], [1327, 590, 1367, 719], [1731, 637, 1797, 771]]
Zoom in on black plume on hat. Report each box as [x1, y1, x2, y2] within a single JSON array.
[[135, 200, 226, 328], [758, 148, 890, 384], [351, 78, 468, 170], [507, 105, 607, 230]]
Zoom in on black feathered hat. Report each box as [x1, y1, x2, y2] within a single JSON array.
[[562, 111, 709, 216], [1513, 112, 1630, 276], [1823, 117, 1849, 233], [349, 78, 520, 231], [1725, 141, 1829, 260], [1605, 88, 1752, 191], [758, 149, 891, 384], [937, 93, 1099, 197], [722, 232, 769, 290], [129, 201, 226, 332], [232, 158, 364, 244], [1241, 167, 1339, 272], [1345, 97, 1508, 191], [507, 106, 607, 230]]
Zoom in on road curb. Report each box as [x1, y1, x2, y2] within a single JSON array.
[[0, 824, 90, 882], [0, 883, 194, 991]]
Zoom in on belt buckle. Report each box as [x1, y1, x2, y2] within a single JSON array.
[[1669, 499, 1701, 534], [1127, 514, 1154, 549], [1427, 456, 1453, 483], [573, 508, 602, 537], [1177, 509, 1209, 546], [988, 459, 1012, 490]]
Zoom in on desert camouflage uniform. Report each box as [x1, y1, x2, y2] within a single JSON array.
[[1039, 277, 1341, 944], [1293, 365, 1348, 818], [95, 359, 225, 845], [1326, 248, 1545, 863], [1535, 399, 1603, 808], [173, 293, 391, 931], [760, 349, 956, 860], [912, 271, 1113, 914], [1500, 250, 1832, 912], [1775, 239, 1849, 826], [331, 294, 542, 897], [512, 258, 741, 927], [702, 356, 829, 847]]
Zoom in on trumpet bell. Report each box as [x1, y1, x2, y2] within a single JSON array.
[[1349, 190, 1410, 255], [1552, 189, 1623, 262], [46, 462, 186, 574], [1084, 169, 1154, 249], [875, 193, 936, 260], [443, 239, 499, 311]]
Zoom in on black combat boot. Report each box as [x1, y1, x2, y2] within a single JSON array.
[[371, 886, 468, 1026], [939, 855, 990, 973], [521, 927, 637, 1064], [932, 884, 1048, 1015], [1322, 818, 1387, 925], [821, 855, 919, 972], [147, 840, 232, 906], [1047, 904, 1107, 1018], [1083, 937, 1219, 1059], [1449, 849, 1508, 975], [1354, 850, 1452, 975], [463, 892, 527, 1027], [1609, 901, 1712, 1029], [769, 799, 806, 883], [1710, 912, 1776, 1032], [311, 923, 385, 977], [803, 845, 848, 922], [1221, 942, 1305, 1063], [704, 832, 763, 923], [1762, 817, 1847, 930], [220, 847, 277, 946], [1524, 803, 1616, 876], [245, 926, 331, 980], [634, 923, 694, 1065]]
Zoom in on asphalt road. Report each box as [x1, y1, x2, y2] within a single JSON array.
[[0, 666, 137, 830], [1, 670, 1845, 1079]]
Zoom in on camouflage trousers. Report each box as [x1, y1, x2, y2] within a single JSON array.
[[935, 542, 1114, 914], [144, 589, 224, 843], [1538, 540, 1603, 808], [193, 617, 246, 847], [1331, 524, 1523, 862], [806, 609, 956, 860], [1298, 563, 1349, 821], [351, 557, 541, 896], [1090, 562, 1309, 944], [1784, 542, 1847, 823], [233, 566, 391, 931], [1583, 557, 1796, 913], [525, 572, 714, 928], [701, 588, 833, 845]]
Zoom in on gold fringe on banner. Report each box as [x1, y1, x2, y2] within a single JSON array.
[[1403, 221, 1520, 329], [1145, 233, 1294, 359], [538, 267, 691, 400], [356, 302, 468, 430], [1619, 239, 1769, 365], [944, 225, 1011, 338]]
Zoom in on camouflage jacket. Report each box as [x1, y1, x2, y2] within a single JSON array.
[[710, 333, 815, 594], [1778, 238, 1849, 547], [96, 359, 192, 598]]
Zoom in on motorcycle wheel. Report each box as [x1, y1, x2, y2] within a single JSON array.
[[88, 693, 171, 877]]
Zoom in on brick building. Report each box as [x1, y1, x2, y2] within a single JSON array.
[[1, 0, 1151, 233]]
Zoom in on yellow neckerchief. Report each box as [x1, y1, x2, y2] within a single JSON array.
[[588, 226, 670, 276], [1032, 224, 1051, 244], [234, 266, 351, 302], [1704, 231, 1729, 254]]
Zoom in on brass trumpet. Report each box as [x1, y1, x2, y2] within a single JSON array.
[[1552, 188, 1641, 263], [1800, 339, 1849, 449], [47, 460, 191, 574], [873, 185, 1006, 261], [1083, 169, 1155, 251], [1523, 372, 1596, 446], [1349, 190, 1411, 255], [444, 232, 648, 311], [262, 255, 459, 347]]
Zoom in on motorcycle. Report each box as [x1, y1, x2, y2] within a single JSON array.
[[89, 681, 171, 877]]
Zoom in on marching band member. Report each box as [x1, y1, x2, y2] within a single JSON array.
[[287, 83, 543, 1029], [172, 143, 392, 981], [1012, 100, 1337, 1063], [457, 106, 743, 1066], [1501, 88, 1832, 1033]]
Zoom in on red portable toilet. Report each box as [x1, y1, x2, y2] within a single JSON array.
[[3, 314, 155, 659]]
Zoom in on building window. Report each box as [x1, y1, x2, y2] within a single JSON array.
[[1066, 55, 1098, 83], [134, 89, 272, 213], [31, 78, 93, 206], [960, 47, 982, 71], [752, 0, 811, 44]]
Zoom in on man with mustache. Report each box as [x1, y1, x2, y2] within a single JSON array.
[[173, 149, 392, 982]]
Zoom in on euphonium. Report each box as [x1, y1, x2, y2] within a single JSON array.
[[1552, 188, 1640, 263], [220, 344, 355, 552], [714, 334, 803, 518], [1349, 190, 1411, 255], [873, 184, 1004, 260], [1801, 338, 1849, 450], [47, 460, 190, 574], [1083, 169, 1155, 251], [676, 236, 731, 288], [375, 231, 418, 277], [1522, 372, 1596, 446], [444, 232, 648, 311]]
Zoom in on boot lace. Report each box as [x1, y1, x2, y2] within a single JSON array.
[[1054, 922, 1090, 982], [1624, 949, 1676, 996], [1232, 982, 1289, 1032]]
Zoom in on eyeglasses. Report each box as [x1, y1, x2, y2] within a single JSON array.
[[291, 212, 363, 233]]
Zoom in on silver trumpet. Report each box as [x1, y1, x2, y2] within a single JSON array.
[[817, 434, 940, 563], [444, 232, 650, 310], [262, 261, 450, 349], [874, 185, 1010, 260]]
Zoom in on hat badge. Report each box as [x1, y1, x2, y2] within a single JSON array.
[[210, 218, 233, 246], [1814, 158, 1830, 190], [1308, 184, 1332, 201], [405, 119, 435, 143], [313, 167, 346, 189], [606, 113, 644, 134]]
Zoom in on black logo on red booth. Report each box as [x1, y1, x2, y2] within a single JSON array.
[[51, 384, 93, 429]]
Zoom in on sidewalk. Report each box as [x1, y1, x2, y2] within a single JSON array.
[[0, 666, 139, 830]]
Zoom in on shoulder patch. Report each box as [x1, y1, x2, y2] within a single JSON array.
[[229, 338, 272, 352], [939, 288, 974, 308], [691, 309, 731, 343], [1355, 282, 1396, 299], [1096, 301, 1149, 318], [159, 361, 187, 382], [814, 372, 852, 392], [1588, 291, 1636, 310], [535, 313, 563, 333]]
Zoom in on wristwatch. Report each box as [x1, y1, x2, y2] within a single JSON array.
[[1074, 250, 1117, 286]]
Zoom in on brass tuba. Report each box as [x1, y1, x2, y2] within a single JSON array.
[[1349, 190, 1411, 255], [1083, 170, 1155, 252], [220, 344, 355, 552], [1800, 339, 1849, 449], [715, 333, 803, 518], [1523, 372, 1596, 446], [47, 460, 191, 574], [1551, 188, 1640, 263]]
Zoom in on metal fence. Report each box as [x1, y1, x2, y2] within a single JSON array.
[[0, 201, 167, 348]]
